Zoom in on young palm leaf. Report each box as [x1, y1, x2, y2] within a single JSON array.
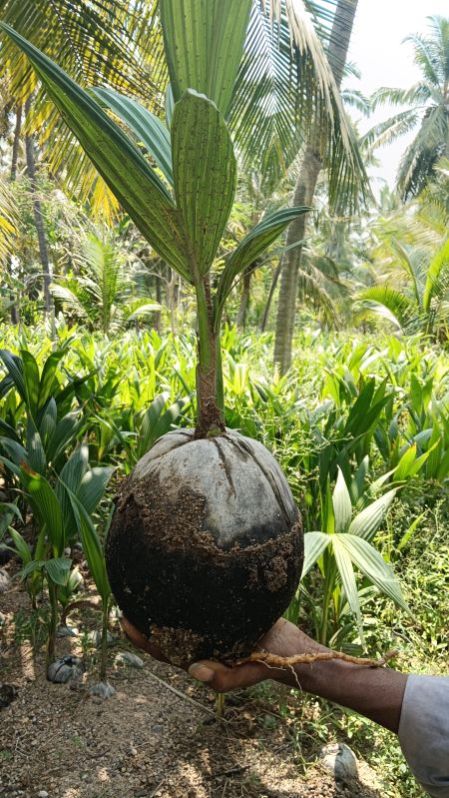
[[0, 25, 188, 279], [93, 87, 174, 186], [171, 90, 237, 280], [302, 469, 407, 643], [160, 0, 253, 118]]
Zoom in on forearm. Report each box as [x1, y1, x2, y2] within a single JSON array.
[[290, 658, 408, 733], [267, 625, 407, 733]]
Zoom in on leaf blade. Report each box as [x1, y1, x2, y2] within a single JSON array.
[[302, 531, 330, 578], [65, 487, 111, 602], [215, 207, 308, 318], [332, 535, 364, 642], [160, 0, 252, 117], [348, 489, 397, 542], [336, 533, 409, 612], [93, 87, 173, 185], [0, 24, 189, 280], [332, 467, 353, 533], [172, 90, 236, 277]]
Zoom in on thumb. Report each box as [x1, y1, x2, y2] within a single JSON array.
[[188, 661, 217, 683], [188, 659, 268, 692], [189, 660, 232, 682]]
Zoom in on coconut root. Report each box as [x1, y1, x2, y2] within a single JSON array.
[[239, 648, 399, 670]]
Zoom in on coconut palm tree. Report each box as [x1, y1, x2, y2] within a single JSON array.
[[0, 175, 17, 273], [418, 157, 449, 231], [358, 234, 449, 339], [0, 0, 365, 213], [0, 0, 164, 214], [274, 0, 360, 374], [367, 16, 449, 200], [51, 233, 160, 333]]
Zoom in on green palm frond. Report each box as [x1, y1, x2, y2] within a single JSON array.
[[362, 110, 421, 152], [358, 286, 416, 331], [397, 105, 448, 199], [435, 157, 449, 179], [358, 237, 449, 336], [1, 0, 367, 215], [370, 16, 449, 199], [52, 232, 157, 333], [0, 176, 17, 265], [419, 158, 449, 230], [406, 16, 449, 88], [341, 88, 371, 116], [0, 0, 160, 90], [303, 0, 340, 41], [231, 0, 366, 207], [390, 239, 425, 306], [82, 235, 123, 332], [50, 283, 87, 319], [423, 237, 449, 311], [371, 84, 431, 108], [297, 255, 343, 325], [0, 0, 163, 213]]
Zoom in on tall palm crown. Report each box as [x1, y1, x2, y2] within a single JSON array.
[[367, 16, 449, 200], [0, 0, 365, 211]]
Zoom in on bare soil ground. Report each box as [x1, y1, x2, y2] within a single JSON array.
[[1, 567, 386, 798]]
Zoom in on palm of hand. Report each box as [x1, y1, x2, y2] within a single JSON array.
[[121, 616, 325, 692]]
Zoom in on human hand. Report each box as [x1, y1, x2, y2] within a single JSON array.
[[187, 618, 329, 692], [121, 616, 328, 692], [121, 616, 407, 733], [121, 616, 168, 662]]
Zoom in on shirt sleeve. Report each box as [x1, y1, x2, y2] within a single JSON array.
[[399, 674, 449, 797]]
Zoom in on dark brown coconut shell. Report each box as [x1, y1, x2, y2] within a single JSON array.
[[106, 429, 303, 664]]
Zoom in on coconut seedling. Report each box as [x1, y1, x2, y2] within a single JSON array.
[[1, 1, 310, 664]]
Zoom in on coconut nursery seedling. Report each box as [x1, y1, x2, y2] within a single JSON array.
[[1, 1, 309, 663]]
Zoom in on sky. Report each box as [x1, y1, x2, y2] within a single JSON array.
[[347, 0, 448, 189]]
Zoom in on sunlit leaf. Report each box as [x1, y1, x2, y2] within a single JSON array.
[[348, 489, 397, 542], [160, 0, 252, 117], [335, 533, 409, 612], [332, 467, 352, 533], [332, 536, 364, 642], [302, 531, 330, 578]]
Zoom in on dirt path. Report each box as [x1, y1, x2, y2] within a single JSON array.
[[1, 575, 386, 798]]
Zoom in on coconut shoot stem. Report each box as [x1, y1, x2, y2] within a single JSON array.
[[99, 601, 109, 681], [195, 276, 225, 438], [215, 693, 226, 717], [47, 579, 58, 666]]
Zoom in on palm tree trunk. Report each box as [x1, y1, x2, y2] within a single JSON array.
[[274, 145, 321, 371], [8, 105, 22, 324], [24, 98, 52, 318], [236, 263, 257, 329], [236, 268, 251, 329], [11, 105, 21, 181], [274, 0, 358, 374], [154, 263, 163, 333], [167, 268, 178, 335]]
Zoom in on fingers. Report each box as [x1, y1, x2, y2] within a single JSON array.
[[121, 616, 149, 649], [121, 617, 168, 662], [188, 659, 268, 693]]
